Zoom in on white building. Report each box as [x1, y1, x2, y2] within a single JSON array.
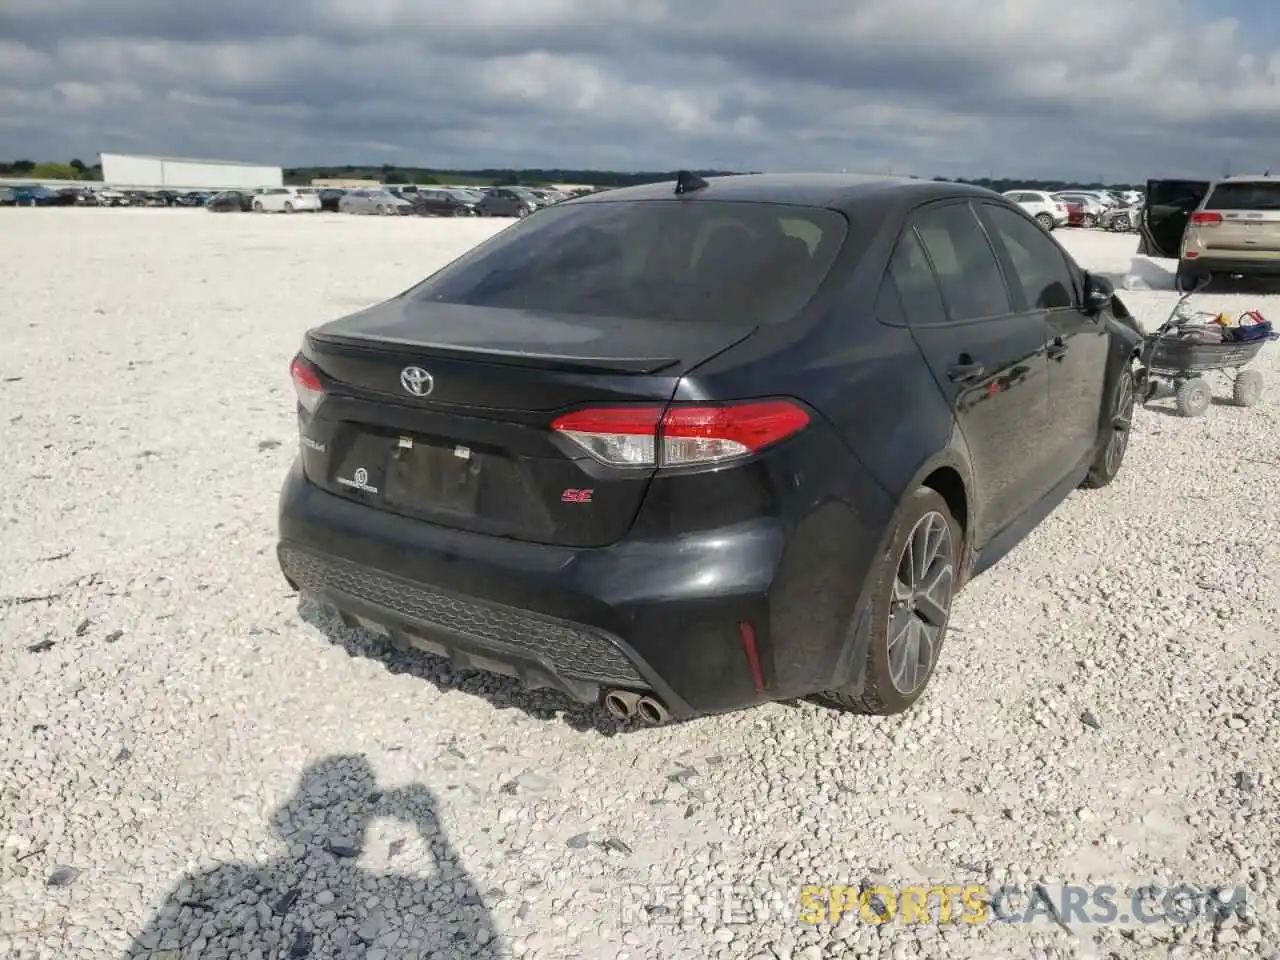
[[99, 152, 283, 189]]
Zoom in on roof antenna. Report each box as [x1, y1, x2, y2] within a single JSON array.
[[674, 170, 709, 195]]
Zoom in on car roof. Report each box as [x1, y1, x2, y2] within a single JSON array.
[[571, 173, 997, 212], [1210, 175, 1279, 186]]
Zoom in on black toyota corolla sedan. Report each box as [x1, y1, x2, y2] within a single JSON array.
[[278, 172, 1143, 723]]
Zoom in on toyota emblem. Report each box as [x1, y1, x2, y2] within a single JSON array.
[[400, 366, 434, 397]]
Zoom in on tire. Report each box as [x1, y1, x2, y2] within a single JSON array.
[[1175, 377, 1212, 417], [819, 487, 960, 716], [517, 206, 530, 219], [1082, 364, 1135, 489], [1233, 369, 1265, 407], [252, 201, 263, 212], [1175, 265, 1210, 294], [1035, 213, 1054, 231], [284, 201, 294, 213], [1082, 214, 1097, 228]]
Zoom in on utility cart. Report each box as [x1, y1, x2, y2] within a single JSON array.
[[1137, 291, 1275, 417]]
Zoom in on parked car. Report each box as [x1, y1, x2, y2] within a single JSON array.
[[525, 188, 566, 206], [317, 189, 346, 212], [1002, 190, 1069, 230], [448, 188, 487, 205], [475, 187, 537, 218], [207, 190, 255, 213], [1140, 175, 1280, 291], [1101, 204, 1140, 233], [404, 188, 479, 217], [0, 187, 14, 206], [1052, 192, 1108, 227], [252, 187, 322, 213], [278, 172, 1142, 723], [338, 189, 413, 215], [11, 186, 64, 206]]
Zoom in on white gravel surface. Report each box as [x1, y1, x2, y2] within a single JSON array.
[[2, 209, 1280, 960]]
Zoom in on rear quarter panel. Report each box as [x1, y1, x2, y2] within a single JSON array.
[[671, 210, 972, 695]]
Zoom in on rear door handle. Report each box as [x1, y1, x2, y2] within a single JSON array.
[[1047, 337, 1068, 359], [947, 360, 985, 383]]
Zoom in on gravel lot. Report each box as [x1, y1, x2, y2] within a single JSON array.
[[3, 209, 1280, 960]]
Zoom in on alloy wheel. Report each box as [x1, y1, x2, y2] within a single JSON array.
[[886, 511, 955, 695], [1105, 370, 1135, 476]]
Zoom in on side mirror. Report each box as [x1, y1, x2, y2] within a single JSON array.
[[1082, 272, 1115, 315]]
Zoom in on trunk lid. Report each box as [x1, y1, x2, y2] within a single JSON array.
[[298, 297, 755, 547]]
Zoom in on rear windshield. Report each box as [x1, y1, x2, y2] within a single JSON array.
[[409, 199, 848, 324], [1206, 181, 1280, 210]]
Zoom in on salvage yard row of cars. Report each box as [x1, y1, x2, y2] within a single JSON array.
[[1002, 187, 1145, 232], [205, 184, 566, 217], [0, 181, 574, 217]]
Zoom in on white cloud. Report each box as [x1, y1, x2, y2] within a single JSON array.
[[1, 0, 1278, 179]]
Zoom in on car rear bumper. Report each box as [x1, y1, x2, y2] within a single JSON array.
[[277, 459, 799, 718], [1180, 255, 1280, 276]]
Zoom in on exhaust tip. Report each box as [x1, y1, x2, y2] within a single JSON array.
[[635, 696, 671, 726], [603, 690, 638, 720]]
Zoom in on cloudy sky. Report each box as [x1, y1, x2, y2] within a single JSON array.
[[3, 0, 1280, 180]]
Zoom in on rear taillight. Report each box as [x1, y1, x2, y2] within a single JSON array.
[[551, 406, 661, 467], [1191, 211, 1223, 225], [290, 353, 325, 413], [551, 400, 811, 468]]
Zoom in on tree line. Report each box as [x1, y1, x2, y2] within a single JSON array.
[[0, 158, 1142, 192]]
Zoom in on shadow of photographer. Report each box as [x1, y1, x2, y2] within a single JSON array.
[[126, 754, 500, 959]]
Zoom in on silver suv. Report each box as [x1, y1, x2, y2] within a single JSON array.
[[1140, 175, 1280, 290]]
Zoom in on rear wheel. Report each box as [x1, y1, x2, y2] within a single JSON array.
[[820, 487, 959, 716], [284, 201, 294, 213], [1035, 213, 1054, 231], [1234, 369, 1265, 407], [252, 200, 263, 212], [1175, 265, 1211, 294], [1175, 377, 1212, 417], [1082, 364, 1135, 489]]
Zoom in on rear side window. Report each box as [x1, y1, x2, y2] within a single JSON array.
[[913, 204, 1011, 320], [1204, 181, 1280, 210], [981, 206, 1076, 310], [884, 228, 947, 325], [411, 200, 849, 325]]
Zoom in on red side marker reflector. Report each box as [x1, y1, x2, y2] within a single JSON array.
[[738, 620, 765, 692]]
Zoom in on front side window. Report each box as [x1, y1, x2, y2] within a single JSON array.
[[981, 205, 1076, 310]]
